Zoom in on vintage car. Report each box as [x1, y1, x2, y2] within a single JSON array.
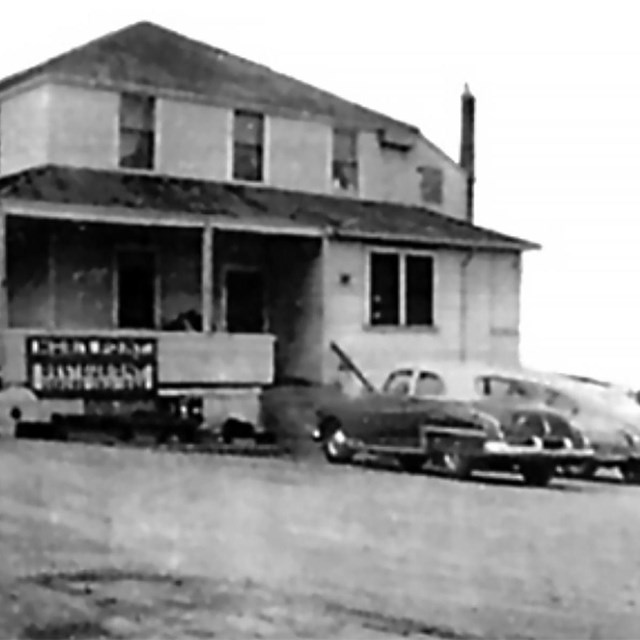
[[312, 364, 593, 487], [399, 362, 640, 483]]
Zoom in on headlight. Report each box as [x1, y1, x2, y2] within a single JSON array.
[[333, 430, 347, 444]]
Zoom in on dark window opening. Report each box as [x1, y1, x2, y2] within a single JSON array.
[[233, 111, 264, 182], [369, 252, 435, 327], [332, 128, 358, 191], [406, 255, 434, 326], [119, 94, 155, 170], [370, 253, 399, 326], [225, 269, 265, 333], [117, 250, 156, 329], [418, 166, 444, 205]]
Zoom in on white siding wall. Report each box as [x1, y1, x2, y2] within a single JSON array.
[[1, 81, 467, 220], [0, 85, 50, 175], [321, 241, 522, 386]]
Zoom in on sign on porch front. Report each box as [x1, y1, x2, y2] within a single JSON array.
[[26, 336, 158, 397]]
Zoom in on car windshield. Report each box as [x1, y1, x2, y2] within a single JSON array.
[[382, 370, 413, 396]]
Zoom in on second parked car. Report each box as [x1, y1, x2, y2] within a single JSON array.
[[398, 362, 640, 483]]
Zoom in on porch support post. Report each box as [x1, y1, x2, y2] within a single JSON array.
[[201, 221, 214, 332], [0, 210, 7, 370], [48, 226, 57, 329]]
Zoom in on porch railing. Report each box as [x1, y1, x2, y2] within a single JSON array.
[[1, 329, 275, 389]]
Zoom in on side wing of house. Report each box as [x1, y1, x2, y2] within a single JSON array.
[[322, 240, 522, 388]]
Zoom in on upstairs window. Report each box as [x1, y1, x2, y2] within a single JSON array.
[[369, 252, 435, 327], [233, 110, 264, 182], [332, 128, 358, 192], [418, 165, 444, 205], [119, 93, 155, 170]]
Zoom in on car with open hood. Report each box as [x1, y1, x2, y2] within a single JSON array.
[[312, 358, 593, 487]]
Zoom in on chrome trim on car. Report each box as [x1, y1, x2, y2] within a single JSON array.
[[483, 440, 594, 458]]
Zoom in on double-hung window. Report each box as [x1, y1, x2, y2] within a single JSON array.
[[332, 128, 358, 192], [119, 93, 155, 170], [233, 110, 264, 182], [369, 251, 435, 327]]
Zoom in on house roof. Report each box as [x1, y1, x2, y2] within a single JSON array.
[[0, 21, 421, 138], [0, 165, 539, 251]]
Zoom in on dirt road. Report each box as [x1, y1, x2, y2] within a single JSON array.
[[1, 440, 639, 638]]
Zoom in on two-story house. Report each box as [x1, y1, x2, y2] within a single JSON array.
[[0, 21, 537, 428]]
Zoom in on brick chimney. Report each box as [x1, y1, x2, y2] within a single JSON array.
[[459, 83, 475, 223]]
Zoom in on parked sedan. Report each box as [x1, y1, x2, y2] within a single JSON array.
[[312, 366, 592, 487], [403, 362, 640, 483]]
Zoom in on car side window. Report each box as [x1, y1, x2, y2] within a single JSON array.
[[476, 376, 512, 398], [382, 370, 413, 397], [476, 376, 532, 400], [415, 371, 446, 396]]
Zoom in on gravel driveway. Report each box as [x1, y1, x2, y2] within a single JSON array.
[[0, 440, 639, 639]]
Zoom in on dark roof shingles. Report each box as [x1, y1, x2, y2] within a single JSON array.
[[0, 21, 417, 133], [0, 166, 538, 250]]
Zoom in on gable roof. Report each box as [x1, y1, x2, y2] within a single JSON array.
[[0, 165, 539, 251], [0, 21, 421, 137]]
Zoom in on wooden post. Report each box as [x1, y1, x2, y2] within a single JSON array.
[[48, 225, 57, 329], [0, 210, 7, 373], [201, 221, 213, 332]]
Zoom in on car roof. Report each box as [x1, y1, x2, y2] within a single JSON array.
[[389, 361, 628, 401]]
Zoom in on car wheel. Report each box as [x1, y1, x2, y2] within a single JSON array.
[[564, 460, 598, 480], [521, 463, 554, 487], [396, 455, 425, 474], [620, 461, 640, 484], [441, 441, 473, 480], [322, 422, 353, 464]]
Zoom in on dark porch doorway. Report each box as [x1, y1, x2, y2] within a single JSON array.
[[225, 268, 266, 333], [117, 249, 156, 329]]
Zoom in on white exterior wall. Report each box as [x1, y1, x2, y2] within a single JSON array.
[[0, 85, 50, 175], [321, 240, 521, 387], [0, 80, 467, 220]]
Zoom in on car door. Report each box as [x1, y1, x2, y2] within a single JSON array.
[[354, 369, 416, 447]]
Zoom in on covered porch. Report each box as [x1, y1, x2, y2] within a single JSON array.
[[0, 207, 325, 395]]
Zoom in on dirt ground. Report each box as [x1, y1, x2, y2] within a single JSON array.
[[1, 440, 639, 639]]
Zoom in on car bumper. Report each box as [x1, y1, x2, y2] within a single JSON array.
[[481, 441, 595, 465]]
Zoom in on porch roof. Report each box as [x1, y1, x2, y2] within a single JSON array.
[[0, 165, 539, 251]]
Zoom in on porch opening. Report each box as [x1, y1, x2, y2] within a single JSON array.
[[116, 249, 156, 329], [224, 267, 265, 334], [5, 217, 325, 387]]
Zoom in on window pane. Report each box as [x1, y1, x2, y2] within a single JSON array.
[[418, 166, 444, 205], [370, 253, 399, 325], [333, 129, 357, 162], [120, 94, 154, 131], [234, 111, 264, 145], [119, 131, 154, 169], [332, 161, 358, 191], [233, 144, 263, 182], [406, 255, 434, 325]]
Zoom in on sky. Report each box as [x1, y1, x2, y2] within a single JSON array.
[[1, 0, 640, 385]]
